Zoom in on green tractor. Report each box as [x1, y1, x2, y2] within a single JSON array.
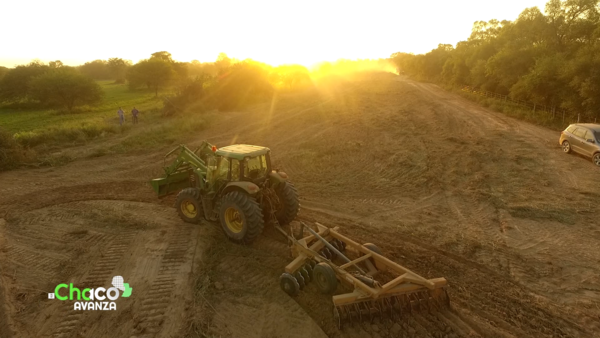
[[150, 141, 299, 243]]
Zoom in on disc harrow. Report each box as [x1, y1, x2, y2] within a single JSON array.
[[276, 222, 450, 328]]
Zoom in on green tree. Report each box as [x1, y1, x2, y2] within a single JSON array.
[[215, 53, 232, 75], [30, 69, 103, 112], [79, 60, 110, 80], [270, 65, 312, 90], [107, 58, 131, 83], [189, 60, 217, 78], [49, 60, 64, 69], [150, 51, 174, 63], [172, 62, 190, 92], [127, 58, 174, 96], [510, 54, 568, 106], [0, 61, 49, 102], [0, 66, 8, 82], [211, 60, 273, 110]]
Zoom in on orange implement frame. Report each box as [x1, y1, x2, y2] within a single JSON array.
[[283, 222, 448, 309]]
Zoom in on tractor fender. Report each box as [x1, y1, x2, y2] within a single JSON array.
[[222, 181, 260, 196], [269, 171, 288, 188]]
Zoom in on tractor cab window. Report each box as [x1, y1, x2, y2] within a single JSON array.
[[243, 155, 268, 180], [231, 159, 241, 181], [216, 157, 230, 180]]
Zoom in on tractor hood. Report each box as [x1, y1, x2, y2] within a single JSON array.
[[215, 144, 270, 160]]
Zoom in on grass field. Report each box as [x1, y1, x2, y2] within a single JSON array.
[[0, 81, 159, 133], [0, 81, 213, 169]]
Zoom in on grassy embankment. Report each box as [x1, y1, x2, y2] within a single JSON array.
[[449, 86, 577, 131]]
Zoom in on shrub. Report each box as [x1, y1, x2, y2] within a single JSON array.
[[0, 128, 33, 170], [14, 123, 118, 147]]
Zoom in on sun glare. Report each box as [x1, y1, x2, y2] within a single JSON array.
[[0, 0, 550, 68]]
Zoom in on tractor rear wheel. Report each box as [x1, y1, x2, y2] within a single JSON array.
[[176, 188, 203, 223], [276, 182, 299, 225], [219, 191, 264, 243]]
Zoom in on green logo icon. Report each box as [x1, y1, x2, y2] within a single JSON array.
[[122, 283, 132, 298]]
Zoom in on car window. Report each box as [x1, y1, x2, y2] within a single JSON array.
[[584, 130, 595, 141], [566, 125, 577, 133], [595, 131, 600, 143], [573, 128, 587, 138]]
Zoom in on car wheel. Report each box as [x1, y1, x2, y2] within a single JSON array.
[[593, 153, 600, 167], [562, 141, 571, 154]]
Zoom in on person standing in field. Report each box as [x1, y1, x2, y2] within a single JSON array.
[[117, 107, 125, 126], [131, 107, 139, 124]]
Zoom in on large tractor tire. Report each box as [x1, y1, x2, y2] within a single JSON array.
[[275, 182, 299, 225], [219, 191, 264, 243], [176, 188, 203, 223]]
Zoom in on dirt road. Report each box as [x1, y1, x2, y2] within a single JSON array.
[[0, 73, 598, 338]]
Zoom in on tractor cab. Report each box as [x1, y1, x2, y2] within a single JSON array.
[[208, 144, 272, 185], [151, 141, 298, 244]]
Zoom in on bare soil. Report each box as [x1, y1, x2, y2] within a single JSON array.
[[0, 73, 599, 338]]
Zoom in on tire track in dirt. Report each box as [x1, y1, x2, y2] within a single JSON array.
[[194, 226, 328, 338], [3, 245, 65, 278], [131, 225, 195, 337], [43, 230, 136, 338], [0, 197, 205, 338]]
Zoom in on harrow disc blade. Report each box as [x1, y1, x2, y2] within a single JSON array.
[[334, 288, 450, 328]]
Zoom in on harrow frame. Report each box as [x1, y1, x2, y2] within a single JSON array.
[[280, 222, 450, 326]]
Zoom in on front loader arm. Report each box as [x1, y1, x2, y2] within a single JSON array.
[[163, 144, 208, 175], [151, 144, 214, 197]]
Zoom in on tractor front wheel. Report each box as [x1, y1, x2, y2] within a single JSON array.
[[176, 188, 203, 223], [276, 182, 299, 225], [219, 191, 264, 243]]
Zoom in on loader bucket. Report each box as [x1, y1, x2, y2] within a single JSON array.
[[150, 171, 191, 197]]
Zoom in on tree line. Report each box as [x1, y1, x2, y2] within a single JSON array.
[[0, 61, 103, 112], [0, 50, 393, 114], [0, 52, 317, 113], [145, 52, 314, 114], [391, 0, 600, 118]]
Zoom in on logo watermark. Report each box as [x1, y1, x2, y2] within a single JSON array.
[[48, 276, 132, 310]]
